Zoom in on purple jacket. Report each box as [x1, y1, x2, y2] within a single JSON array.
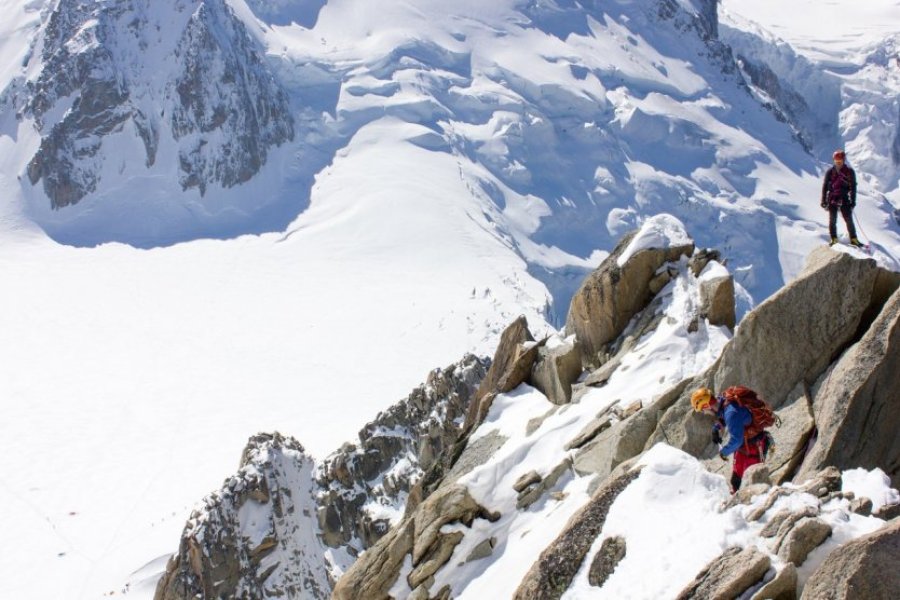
[[821, 165, 857, 207]]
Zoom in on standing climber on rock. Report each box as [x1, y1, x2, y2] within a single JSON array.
[[691, 386, 776, 493], [821, 149, 863, 247]]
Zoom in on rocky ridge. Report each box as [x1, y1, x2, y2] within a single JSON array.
[[155, 355, 488, 599], [157, 220, 900, 599]]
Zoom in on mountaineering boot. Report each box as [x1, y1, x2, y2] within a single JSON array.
[[850, 238, 864, 248], [829, 237, 839, 246]]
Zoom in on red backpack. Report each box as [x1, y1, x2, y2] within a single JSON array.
[[722, 386, 779, 441]]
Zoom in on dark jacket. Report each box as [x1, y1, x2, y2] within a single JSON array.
[[821, 165, 857, 207]]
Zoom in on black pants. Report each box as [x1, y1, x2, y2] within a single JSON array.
[[829, 204, 857, 240]]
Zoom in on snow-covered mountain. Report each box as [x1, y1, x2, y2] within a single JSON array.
[[157, 216, 900, 600], [1, 1, 899, 598]]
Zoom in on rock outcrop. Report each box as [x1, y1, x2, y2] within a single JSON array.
[[156, 355, 488, 600], [712, 247, 879, 403], [647, 247, 895, 474], [795, 284, 900, 487], [698, 270, 736, 330], [316, 355, 488, 551], [531, 336, 582, 405], [514, 466, 642, 600], [462, 316, 538, 434], [157, 229, 900, 600], [565, 216, 694, 367], [331, 484, 499, 600], [674, 546, 771, 600], [154, 433, 331, 600], [801, 517, 900, 600]]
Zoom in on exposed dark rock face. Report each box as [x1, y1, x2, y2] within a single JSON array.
[[20, 0, 293, 207], [513, 466, 642, 600], [588, 536, 627, 588], [154, 433, 331, 600], [315, 354, 489, 551], [156, 355, 488, 600], [169, 0, 293, 194]]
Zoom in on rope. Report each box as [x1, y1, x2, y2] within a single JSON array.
[[853, 210, 871, 248]]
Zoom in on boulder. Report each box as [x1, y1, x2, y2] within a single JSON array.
[[579, 355, 622, 389], [464, 537, 497, 563], [332, 485, 499, 600], [464, 316, 540, 433], [331, 518, 415, 600], [565, 220, 694, 367], [699, 273, 736, 330], [873, 503, 900, 520], [513, 470, 542, 493], [743, 463, 772, 486], [513, 466, 642, 599], [801, 517, 900, 599], [767, 384, 816, 483], [774, 517, 831, 565], [713, 247, 878, 406], [516, 459, 573, 510], [588, 536, 627, 588], [573, 405, 657, 479], [849, 497, 873, 517], [725, 483, 771, 508], [674, 546, 771, 600], [565, 415, 613, 451], [531, 336, 583, 405], [408, 531, 464, 589], [795, 285, 900, 487], [750, 563, 797, 600], [412, 486, 500, 566], [689, 248, 723, 276]]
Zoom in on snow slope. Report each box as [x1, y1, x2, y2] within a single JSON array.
[[1, 1, 899, 599]]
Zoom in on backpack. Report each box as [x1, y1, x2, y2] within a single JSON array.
[[721, 385, 779, 442]]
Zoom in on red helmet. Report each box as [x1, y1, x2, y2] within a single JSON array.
[[833, 150, 846, 161]]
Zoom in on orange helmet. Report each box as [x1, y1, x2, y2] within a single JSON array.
[[833, 150, 846, 161], [690, 388, 714, 411]]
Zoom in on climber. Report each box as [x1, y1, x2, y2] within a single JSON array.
[[691, 386, 775, 493], [820, 149, 863, 247]]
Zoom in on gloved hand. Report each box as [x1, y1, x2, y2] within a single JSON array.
[[850, 201, 856, 209], [820, 201, 827, 209], [719, 452, 727, 461], [712, 428, 722, 445]]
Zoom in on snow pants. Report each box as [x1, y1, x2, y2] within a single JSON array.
[[829, 204, 857, 240], [730, 450, 762, 493]]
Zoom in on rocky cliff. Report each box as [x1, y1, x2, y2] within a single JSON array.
[[157, 221, 899, 600], [17, 0, 293, 208], [155, 355, 487, 600]]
